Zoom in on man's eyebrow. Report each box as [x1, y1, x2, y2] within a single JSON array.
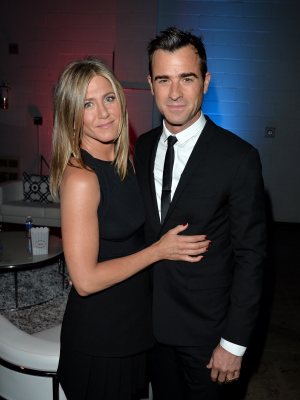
[[180, 72, 199, 79], [154, 75, 169, 81], [154, 72, 199, 81]]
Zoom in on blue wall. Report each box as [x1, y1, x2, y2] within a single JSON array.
[[155, 0, 300, 222]]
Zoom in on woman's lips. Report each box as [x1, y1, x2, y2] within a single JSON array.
[[96, 120, 114, 128]]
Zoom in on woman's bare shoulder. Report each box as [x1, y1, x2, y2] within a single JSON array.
[[61, 160, 98, 197]]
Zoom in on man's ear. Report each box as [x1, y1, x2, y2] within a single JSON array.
[[147, 75, 154, 95], [203, 72, 211, 94]]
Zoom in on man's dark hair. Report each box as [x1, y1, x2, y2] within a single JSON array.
[[147, 26, 208, 79]]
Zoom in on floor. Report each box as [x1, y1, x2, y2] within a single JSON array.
[[1, 223, 300, 399], [224, 222, 300, 400]]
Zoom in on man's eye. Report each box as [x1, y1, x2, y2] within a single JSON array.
[[183, 77, 194, 82], [157, 79, 168, 84]]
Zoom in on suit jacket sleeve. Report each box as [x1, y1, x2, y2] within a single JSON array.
[[223, 146, 266, 346]]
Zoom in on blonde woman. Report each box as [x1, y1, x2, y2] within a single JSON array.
[[50, 57, 209, 400]]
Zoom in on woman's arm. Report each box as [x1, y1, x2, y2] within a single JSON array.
[[60, 166, 209, 296]]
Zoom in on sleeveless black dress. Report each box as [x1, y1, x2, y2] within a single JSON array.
[[58, 150, 154, 399]]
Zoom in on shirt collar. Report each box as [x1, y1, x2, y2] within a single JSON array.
[[162, 112, 206, 144]]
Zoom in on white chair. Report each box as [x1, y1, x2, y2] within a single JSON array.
[[0, 314, 66, 400]]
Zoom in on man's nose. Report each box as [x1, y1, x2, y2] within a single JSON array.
[[169, 81, 182, 101]]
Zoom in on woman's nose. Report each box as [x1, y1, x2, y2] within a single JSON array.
[[97, 103, 109, 118]]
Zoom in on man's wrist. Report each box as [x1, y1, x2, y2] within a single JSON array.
[[220, 338, 246, 356]]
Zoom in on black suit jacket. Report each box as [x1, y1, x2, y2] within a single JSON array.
[[135, 117, 266, 348]]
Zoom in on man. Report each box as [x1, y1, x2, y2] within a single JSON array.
[[134, 27, 266, 399]]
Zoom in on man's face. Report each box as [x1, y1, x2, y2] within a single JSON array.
[[148, 45, 210, 134]]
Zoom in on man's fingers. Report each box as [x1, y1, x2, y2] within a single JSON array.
[[210, 367, 219, 382], [207, 346, 242, 385], [233, 370, 240, 379], [217, 372, 227, 384], [227, 370, 240, 382], [211, 370, 240, 385], [206, 358, 213, 369], [215, 369, 241, 384], [210, 369, 228, 384], [225, 372, 235, 381]]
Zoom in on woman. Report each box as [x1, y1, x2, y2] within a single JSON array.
[[50, 57, 209, 400]]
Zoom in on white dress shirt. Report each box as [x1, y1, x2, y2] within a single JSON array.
[[153, 112, 246, 357], [154, 113, 206, 217]]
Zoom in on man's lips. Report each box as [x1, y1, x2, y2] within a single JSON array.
[[167, 104, 186, 109]]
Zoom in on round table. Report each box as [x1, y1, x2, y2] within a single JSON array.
[[0, 231, 65, 309]]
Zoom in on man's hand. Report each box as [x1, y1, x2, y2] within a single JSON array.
[[206, 344, 242, 384]]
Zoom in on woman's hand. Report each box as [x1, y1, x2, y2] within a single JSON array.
[[154, 223, 210, 262]]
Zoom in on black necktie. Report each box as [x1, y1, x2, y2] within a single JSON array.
[[161, 135, 178, 223]]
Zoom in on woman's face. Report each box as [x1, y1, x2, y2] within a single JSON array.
[[81, 75, 121, 154]]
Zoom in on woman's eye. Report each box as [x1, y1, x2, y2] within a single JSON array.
[[105, 95, 116, 103], [84, 101, 93, 109]]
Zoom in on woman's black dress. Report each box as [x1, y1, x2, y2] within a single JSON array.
[[58, 150, 154, 399]]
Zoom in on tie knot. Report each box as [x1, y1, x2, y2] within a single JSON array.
[[167, 135, 177, 147]]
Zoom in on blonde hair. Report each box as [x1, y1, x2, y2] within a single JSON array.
[[50, 57, 129, 198]]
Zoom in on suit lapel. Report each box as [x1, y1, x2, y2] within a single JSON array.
[[162, 120, 215, 225], [149, 130, 161, 225]]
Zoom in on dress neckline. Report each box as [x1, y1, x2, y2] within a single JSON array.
[[80, 148, 113, 164]]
